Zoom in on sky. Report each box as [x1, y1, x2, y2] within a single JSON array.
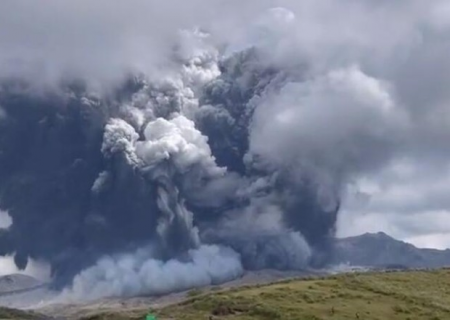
[[1, 0, 450, 251]]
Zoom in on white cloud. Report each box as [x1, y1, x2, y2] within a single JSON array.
[[242, 1, 450, 249], [61, 245, 242, 302], [338, 159, 450, 248], [136, 115, 225, 176], [0, 256, 51, 281], [405, 234, 450, 250], [0, 210, 12, 230]]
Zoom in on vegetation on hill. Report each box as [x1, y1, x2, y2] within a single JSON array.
[[79, 269, 450, 320], [0, 306, 45, 319]]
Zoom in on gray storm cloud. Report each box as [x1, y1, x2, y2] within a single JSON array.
[[0, 0, 449, 301]]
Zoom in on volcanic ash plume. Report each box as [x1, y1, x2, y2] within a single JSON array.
[[61, 245, 243, 301], [0, 0, 448, 301]]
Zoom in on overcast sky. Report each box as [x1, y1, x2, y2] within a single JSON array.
[[2, 0, 450, 249]]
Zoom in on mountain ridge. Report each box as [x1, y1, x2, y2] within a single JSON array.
[[332, 232, 450, 269]]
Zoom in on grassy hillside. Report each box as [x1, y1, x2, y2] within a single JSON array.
[[84, 269, 450, 320], [0, 306, 45, 320]]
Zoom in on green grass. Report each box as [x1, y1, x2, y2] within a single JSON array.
[[82, 269, 450, 320], [186, 288, 204, 298]]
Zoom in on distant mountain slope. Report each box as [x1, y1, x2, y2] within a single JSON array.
[[333, 232, 450, 269], [0, 274, 43, 294]]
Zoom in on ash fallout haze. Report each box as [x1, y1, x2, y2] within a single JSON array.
[[0, 0, 449, 301]]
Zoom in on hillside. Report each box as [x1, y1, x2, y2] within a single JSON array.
[[82, 269, 450, 320], [4, 232, 450, 319], [0, 306, 44, 319]]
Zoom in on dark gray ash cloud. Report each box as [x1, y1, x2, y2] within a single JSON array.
[[0, 0, 449, 301]]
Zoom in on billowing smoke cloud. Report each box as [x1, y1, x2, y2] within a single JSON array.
[[61, 245, 243, 302], [0, 0, 449, 302]]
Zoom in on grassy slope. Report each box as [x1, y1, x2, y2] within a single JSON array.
[[0, 306, 45, 320], [84, 269, 450, 320]]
